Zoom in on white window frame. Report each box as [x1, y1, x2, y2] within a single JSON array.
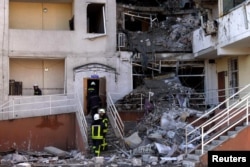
[[228, 58, 239, 96]]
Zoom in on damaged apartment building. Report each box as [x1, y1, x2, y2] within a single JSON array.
[[1, 0, 250, 166], [116, 0, 217, 106]]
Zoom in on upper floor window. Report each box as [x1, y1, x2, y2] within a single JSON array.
[[9, 0, 73, 30], [222, 0, 245, 14], [87, 3, 106, 34]]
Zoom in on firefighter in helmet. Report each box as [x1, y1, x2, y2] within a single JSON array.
[[98, 108, 108, 151], [91, 113, 104, 156]]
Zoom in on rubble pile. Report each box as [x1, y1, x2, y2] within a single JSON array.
[[0, 78, 205, 167], [114, 77, 204, 166], [115, 76, 205, 111], [125, 15, 200, 53], [0, 146, 184, 167]]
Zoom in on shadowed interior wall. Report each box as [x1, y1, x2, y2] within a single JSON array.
[[0, 113, 77, 152]]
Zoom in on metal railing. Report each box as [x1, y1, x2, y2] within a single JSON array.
[[185, 84, 250, 155], [0, 94, 77, 120], [107, 93, 124, 139], [75, 93, 88, 146], [0, 94, 88, 146]]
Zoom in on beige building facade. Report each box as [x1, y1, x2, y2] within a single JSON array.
[[0, 0, 133, 107]]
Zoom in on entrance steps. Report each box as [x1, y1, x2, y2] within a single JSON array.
[[182, 122, 250, 167], [85, 114, 122, 157]]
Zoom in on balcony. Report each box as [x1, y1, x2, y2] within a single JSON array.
[[192, 27, 217, 59], [8, 0, 109, 55], [217, 1, 250, 55], [193, 1, 250, 58]]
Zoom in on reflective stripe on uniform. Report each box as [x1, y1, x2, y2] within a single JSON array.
[[102, 118, 108, 133], [91, 125, 103, 140]]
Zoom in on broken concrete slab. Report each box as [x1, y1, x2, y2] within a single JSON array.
[[131, 157, 142, 166], [94, 156, 104, 164], [44, 146, 69, 158], [133, 144, 155, 156], [16, 163, 31, 167], [124, 131, 142, 149], [154, 143, 171, 155]]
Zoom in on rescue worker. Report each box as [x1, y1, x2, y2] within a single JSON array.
[[87, 82, 102, 119], [33, 84, 42, 95], [98, 108, 109, 151], [91, 113, 104, 156], [87, 81, 96, 95]]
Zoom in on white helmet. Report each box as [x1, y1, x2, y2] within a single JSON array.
[[94, 114, 100, 120], [98, 108, 105, 114], [91, 81, 96, 86]]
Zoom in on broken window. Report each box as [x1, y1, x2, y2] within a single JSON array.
[[222, 0, 245, 14], [87, 3, 106, 34], [228, 58, 239, 96]]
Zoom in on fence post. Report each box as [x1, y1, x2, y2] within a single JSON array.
[[185, 127, 187, 154], [50, 96, 52, 115], [12, 100, 15, 119], [247, 98, 249, 125], [201, 126, 204, 154]]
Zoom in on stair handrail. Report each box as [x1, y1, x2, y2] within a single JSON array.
[[200, 96, 250, 154], [0, 93, 89, 148], [185, 83, 250, 154], [107, 92, 124, 139], [75, 93, 88, 146]]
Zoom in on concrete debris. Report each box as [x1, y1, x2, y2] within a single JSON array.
[[113, 77, 205, 166], [154, 143, 171, 155], [16, 163, 31, 167], [1, 153, 28, 165], [131, 157, 142, 166], [132, 144, 155, 156], [94, 156, 104, 164], [124, 131, 142, 149], [121, 15, 200, 53], [0, 82, 202, 167], [44, 146, 69, 158]]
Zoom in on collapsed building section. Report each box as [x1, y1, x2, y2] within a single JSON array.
[[116, 0, 219, 100]]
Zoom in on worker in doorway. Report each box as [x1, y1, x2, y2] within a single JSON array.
[[33, 84, 42, 95], [98, 108, 109, 151], [87, 82, 102, 119], [91, 113, 105, 156], [87, 81, 96, 94]]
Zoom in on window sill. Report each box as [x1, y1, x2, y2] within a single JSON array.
[[85, 33, 107, 40]]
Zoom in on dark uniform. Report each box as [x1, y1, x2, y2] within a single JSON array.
[[91, 118, 105, 156], [34, 85, 42, 95], [87, 90, 102, 119], [98, 109, 109, 151], [101, 114, 108, 151]]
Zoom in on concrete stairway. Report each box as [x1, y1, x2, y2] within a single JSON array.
[[182, 122, 250, 167]]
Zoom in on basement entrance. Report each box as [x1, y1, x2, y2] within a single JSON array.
[[83, 77, 106, 115]]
